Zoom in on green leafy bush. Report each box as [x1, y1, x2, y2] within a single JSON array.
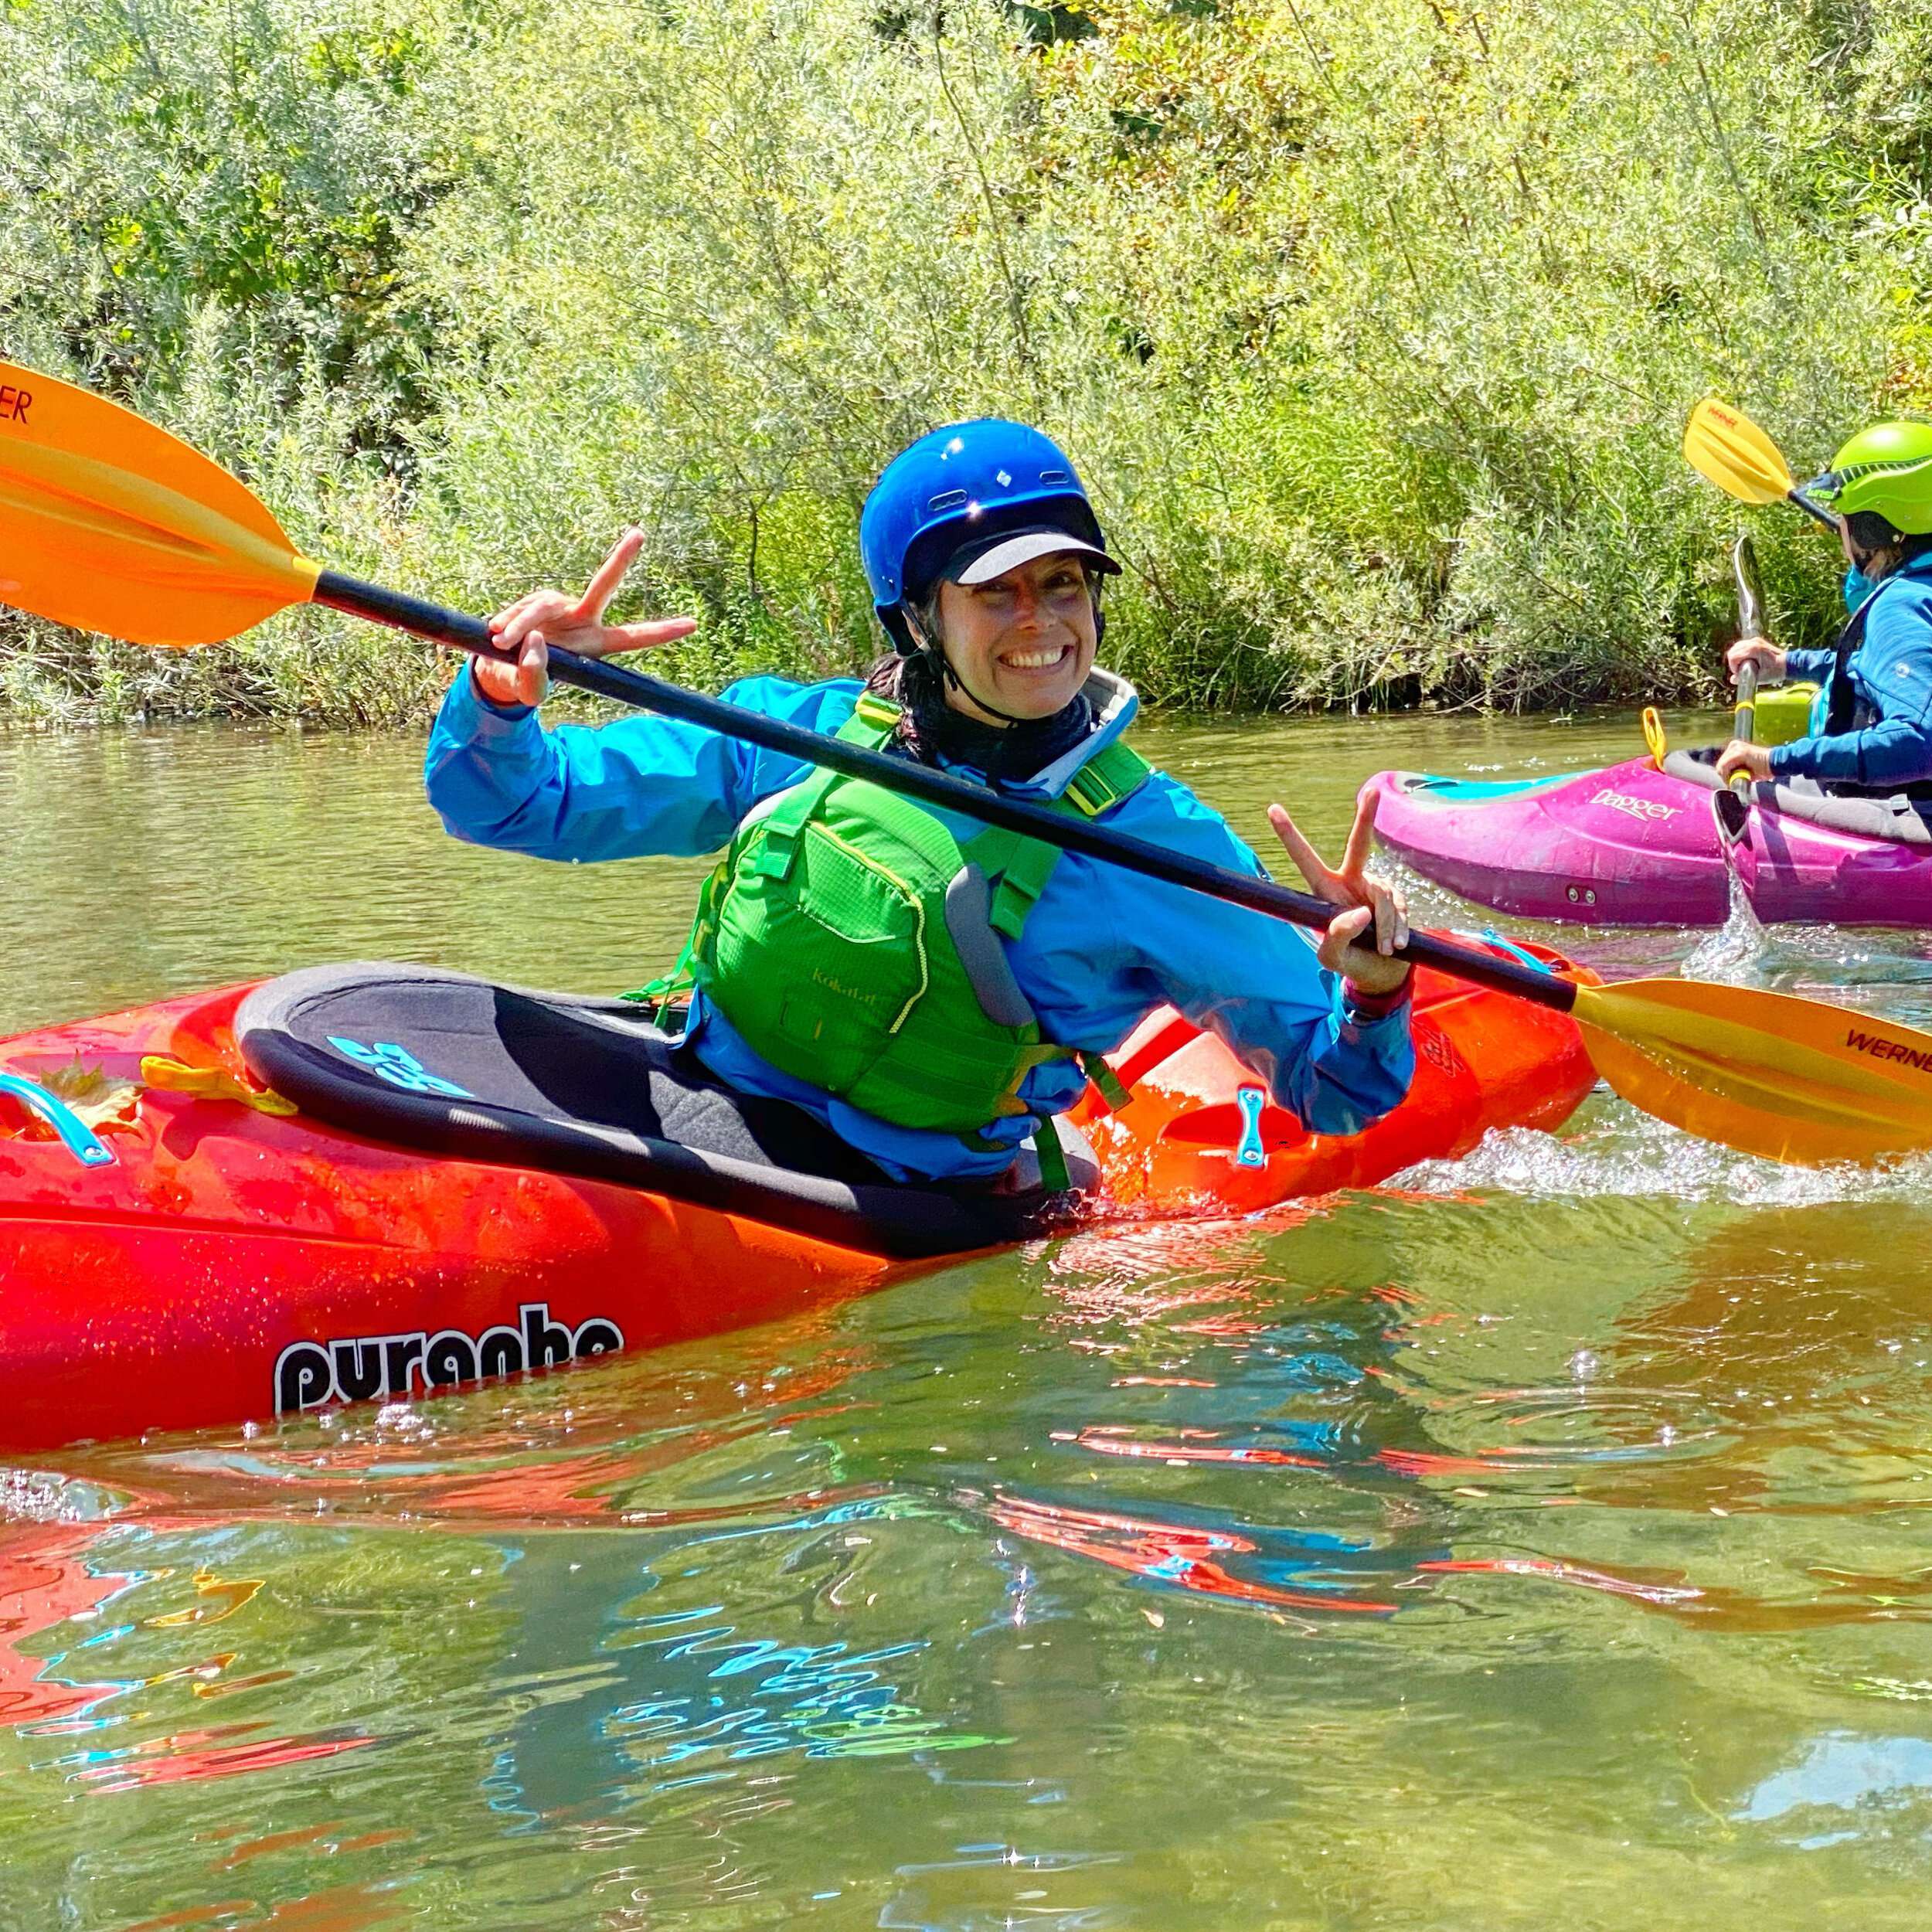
[[1, 0, 1927, 721]]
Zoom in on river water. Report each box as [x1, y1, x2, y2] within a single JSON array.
[[5, 705, 1932, 1930]]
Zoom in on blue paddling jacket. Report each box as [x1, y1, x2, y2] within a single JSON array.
[[1773, 553, 1932, 793], [424, 666, 1415, 1182]]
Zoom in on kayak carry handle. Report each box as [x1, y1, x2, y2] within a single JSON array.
[[0, 1072, 117, 1167]]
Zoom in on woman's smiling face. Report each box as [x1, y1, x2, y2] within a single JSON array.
[[932, 551, 1099, 723]]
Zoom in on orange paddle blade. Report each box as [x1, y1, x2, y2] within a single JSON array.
[[0, 361, 320, 645], [1575, 977, 1932, 1166], [1682, 397, 1801, 508]]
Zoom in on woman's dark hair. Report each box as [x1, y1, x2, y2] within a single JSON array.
[[1844, 510, 1932, 572], [859, 584, 944, 760], [863, 647, 946, 762]]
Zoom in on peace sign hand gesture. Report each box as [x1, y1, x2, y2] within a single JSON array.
[[1267, 788, 1412, 998], [472, 528, 699, 710]]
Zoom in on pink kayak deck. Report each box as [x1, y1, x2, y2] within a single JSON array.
[[1365, 755, 1932, 927]]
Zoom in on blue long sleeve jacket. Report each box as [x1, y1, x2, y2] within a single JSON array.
[[423, 666, 1415, 1182], [1772, 554, 1932, 790]]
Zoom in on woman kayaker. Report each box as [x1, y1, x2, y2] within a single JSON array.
[[1719, 422, 1932, 797], [425, 420, 1413, 1187]]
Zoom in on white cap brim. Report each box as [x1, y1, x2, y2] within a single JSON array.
[[949, 530, 1119, 586]]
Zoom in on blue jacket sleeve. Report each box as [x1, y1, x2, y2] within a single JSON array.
[[1085, 787, 1415, 1137], [423, 668, 861, 859], [1770, 595, 1932, 789], [1779, 646, 1837, 684]]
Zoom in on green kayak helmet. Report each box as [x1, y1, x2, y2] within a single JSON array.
[[1814, 421, 1932, 536]]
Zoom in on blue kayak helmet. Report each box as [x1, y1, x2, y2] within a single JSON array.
[[859, 420, 1115, 654]]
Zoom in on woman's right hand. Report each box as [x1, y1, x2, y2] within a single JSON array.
[[1726, 635, 1785, 684], [471, 527, 699, 709]]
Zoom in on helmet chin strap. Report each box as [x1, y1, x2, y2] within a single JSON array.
[[902, 598, 1104, 732], [903, 610, 1035, 730]]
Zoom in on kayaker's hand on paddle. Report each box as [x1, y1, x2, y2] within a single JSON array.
[[1716, 739, 1774, 784], [1726, 635, 1785, 683], [1267, 791, 1411, 998], [472, 528, 698, 709]]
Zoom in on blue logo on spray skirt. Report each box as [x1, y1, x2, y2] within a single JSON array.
[[326, 1036, 474, 1099]]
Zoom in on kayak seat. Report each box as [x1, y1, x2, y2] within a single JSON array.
[[1662, 748, 1932, 847], [235, 964, 1090, 1262]]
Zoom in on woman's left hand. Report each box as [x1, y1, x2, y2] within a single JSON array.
[[1267, 790, 1411, 997], [1715, 738, 1774, 784]]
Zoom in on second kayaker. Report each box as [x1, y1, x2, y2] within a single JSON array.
[[1719, 421, 1932, 797], [425, 420, 1413, 1188]]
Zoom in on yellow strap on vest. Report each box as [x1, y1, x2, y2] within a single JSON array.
[[1063, 740, 1151, 817], [848, 689, 902, 742]]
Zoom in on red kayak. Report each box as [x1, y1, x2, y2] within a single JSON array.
[[0, 948, 1595, 1448]]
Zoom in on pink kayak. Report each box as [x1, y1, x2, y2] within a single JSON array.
[[1364, 750, 1932, 927]]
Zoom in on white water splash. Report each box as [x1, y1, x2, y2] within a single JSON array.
[[0, 1467, 111, 1524], [1679, 866, 1766, 982], [1394, 1107, 1932, 1208]]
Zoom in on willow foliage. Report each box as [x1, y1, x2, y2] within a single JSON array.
[[1, 0, 1930, 719]]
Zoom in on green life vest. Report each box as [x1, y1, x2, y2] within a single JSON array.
[[648, 690, 1146, 1156]]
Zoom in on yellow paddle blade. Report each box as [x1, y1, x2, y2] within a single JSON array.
[[1575, 977, 1932, 1166], [1682, 397, 1801, 507], [0, 361, 320, 645]]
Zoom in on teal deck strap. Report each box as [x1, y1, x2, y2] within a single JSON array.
[[1472, 929, 1556, 976], [1234, 1084, 1267, 1167], [0, 1073, 117, 1168]]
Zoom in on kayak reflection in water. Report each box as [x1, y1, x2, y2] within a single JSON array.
[[1719, 422, 1932, 798], [424, 420, 1413, 1189]]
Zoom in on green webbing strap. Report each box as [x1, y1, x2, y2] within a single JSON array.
[[1063, 740, 1151, 817], [845, 692, 901, 746], [1032, 1122, 1070, 1192], [624, 854, 726, 1015], [1079, 1051, 1132, 1114], [973, 1116, 1070, 1190], [626, 931, 699, 1021], [969, 827, 1063, 940], [972, 739, 1151, 934], [744, 769, 831, 880]]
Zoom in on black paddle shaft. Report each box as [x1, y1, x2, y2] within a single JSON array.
[[314, 570, 1580, 1014]]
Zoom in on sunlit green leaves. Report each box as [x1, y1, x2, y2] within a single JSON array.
[[2, 0, 1930, 720]]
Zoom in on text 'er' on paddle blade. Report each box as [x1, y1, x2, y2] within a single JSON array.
[[1574, 977, 1932, 1167], [1682, 398, 1801, 508], [0, 360, 319, 646]]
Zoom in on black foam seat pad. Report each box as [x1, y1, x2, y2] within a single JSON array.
[[235, 964, 1075, 1261]]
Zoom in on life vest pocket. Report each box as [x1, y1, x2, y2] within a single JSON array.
[[707, 818, 933, 1093]]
